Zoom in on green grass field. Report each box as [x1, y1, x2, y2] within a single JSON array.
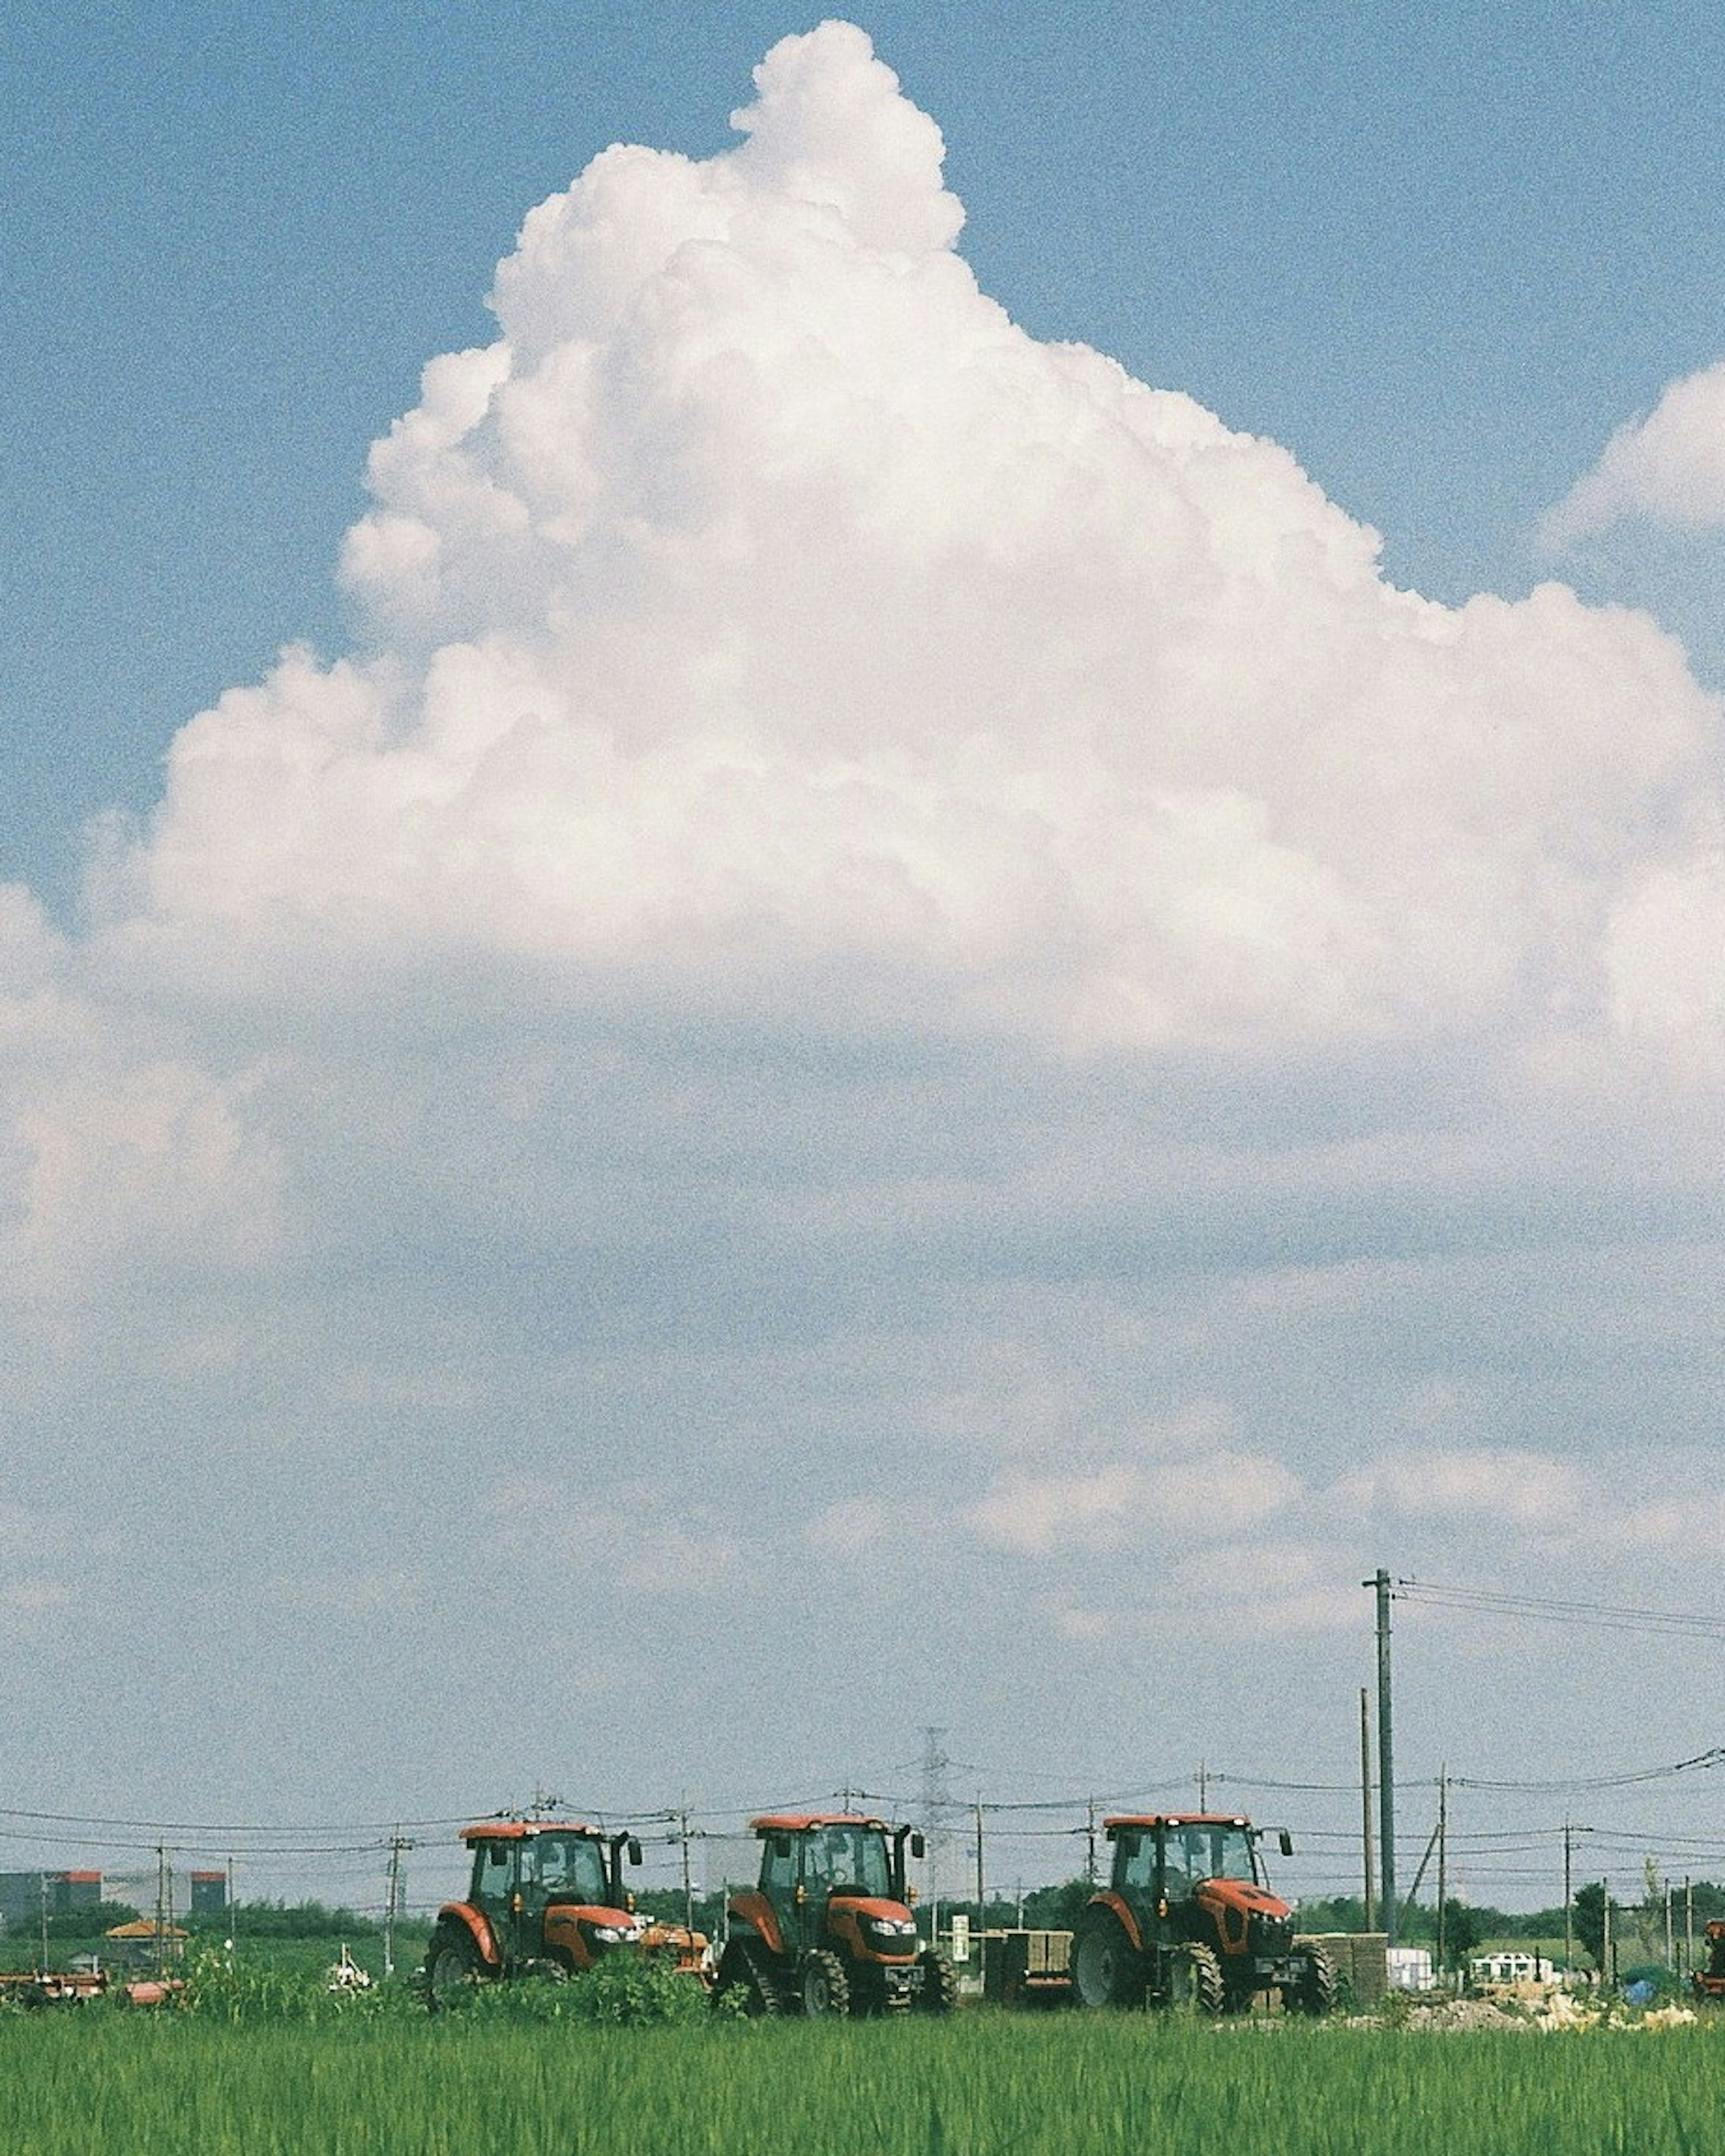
[[2, 2006, 1722, 2156]]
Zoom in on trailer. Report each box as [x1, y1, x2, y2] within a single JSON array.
[[982, 1929, 1074, 2007], [0, 1968, 180, 2007]]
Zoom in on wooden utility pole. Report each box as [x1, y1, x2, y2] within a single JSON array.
[[384, 1833, 407, 1978], [155, 1845, 170, 1978], [1369, 1569, 1397, 1948], [1563, 1824, 1573, 1974], [1436, 1767, 1448, 1980], [1359, 1688, 1375, 1931]]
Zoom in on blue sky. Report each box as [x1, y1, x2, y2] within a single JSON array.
[[2, 6, 1723, 1916], [10, 0, 1725, 906]]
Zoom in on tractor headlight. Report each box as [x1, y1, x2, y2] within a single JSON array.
[[867, 1917, 918, 1940], [586, 1924, 635, 1945]]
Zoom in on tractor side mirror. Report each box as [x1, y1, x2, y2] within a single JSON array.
[[910, 1833, 925, 1861], [627, 1837, 642, 1867], [1119, 1830, 1141, 1859], [1278, 1831, 1294, 1858]]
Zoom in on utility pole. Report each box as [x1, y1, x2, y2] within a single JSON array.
[[1563, 1824, 1573, 1975], [1197, 1760, 1207, 1810], [1602, 1879, 1612, 1985], [1368, 1569, 1397, 1949], [1436, 1768, 1447, 1983], [155, 1845, 171, 1978], [384, 1832, 408, 1978], [1687, 1877, 1695, 1975], [679, 1801, 696, 1935], [1085, 1798, 1098, 1887], [1359, 1688, 1375, 1930]]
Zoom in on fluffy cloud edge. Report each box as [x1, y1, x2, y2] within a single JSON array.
[[1542, 358, 1725, 548]]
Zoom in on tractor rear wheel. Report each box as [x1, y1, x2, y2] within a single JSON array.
[[1288, 1943, 1337, 2016], [424, 1927, 484, 2012], [914, 1949, 959, 2014], [1073, 1912, 1144, 2007], [1167, 1942, 1225, 2015], [800, 1949, 850, 2017]]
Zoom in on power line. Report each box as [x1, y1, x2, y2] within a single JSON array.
[[1395, 1578, 1725, 1642]]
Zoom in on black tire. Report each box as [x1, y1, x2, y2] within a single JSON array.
[[1073, 1912, 1145, 2008], [800, 1948, 850, 2018], [424, 1926, 484, 2013], [1167, 1942, 1226, 2015], [1288, 1943, 1337, 2016], [714, 1938, 782, 2017], [914, 1950, 959, 2014]]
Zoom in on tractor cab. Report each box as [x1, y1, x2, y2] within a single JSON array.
[[451, 1821, 645, 1974], [718, 1814, 955, 2016], [1074, 1813, 1333, 2015], [425, 1820, 709, 2005]]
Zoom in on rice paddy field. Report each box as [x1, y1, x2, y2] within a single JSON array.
[[4, 2005, 1725, 2156]]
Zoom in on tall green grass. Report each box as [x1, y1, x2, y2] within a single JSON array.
[[2, 2011, 1723, 2156]]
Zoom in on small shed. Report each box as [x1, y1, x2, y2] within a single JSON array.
[[103, 1918, 190, 1969]]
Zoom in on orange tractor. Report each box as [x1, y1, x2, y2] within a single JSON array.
[[423, 1820, 708, 2006], [1691, 1920, 1725, 2002], [1073, 1813, 1334, 2015], [716, 1812, 958, 2016]]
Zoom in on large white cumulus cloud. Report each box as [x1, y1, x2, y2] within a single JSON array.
[[120, 21, 1723, 1067]]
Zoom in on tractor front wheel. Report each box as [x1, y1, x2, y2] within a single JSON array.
[[800, 1949, 850, 2017], [1072, 1913, 1143, 2008], [1288, 1944, 1337, 2016], [1167, 1942, 1225, 2015], [914, 1949, 959, 2014], [424, 1927, 484, 2012]]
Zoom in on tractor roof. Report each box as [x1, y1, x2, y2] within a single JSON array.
[[1103, 1814, 1253, 1833], [459, 1820, 605, 1844], [749, 1813, 890, 1835]]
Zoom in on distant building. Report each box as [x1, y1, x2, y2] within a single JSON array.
[[0, 1869, 105, 1930], [103, 1919, 189, 1968], [189, 1870, 228, 1917]]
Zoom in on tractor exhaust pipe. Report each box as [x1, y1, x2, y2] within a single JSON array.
[[607, 1831, 643, 1904]]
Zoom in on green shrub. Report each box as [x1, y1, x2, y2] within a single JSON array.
[[564, 1955, 709, 2027], [179, 1951, 407, 2024]]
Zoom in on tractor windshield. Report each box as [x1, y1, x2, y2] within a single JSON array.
[[524, 1833, 610, 1904], [804, 1824, 893, 1899], [1162, 1824, 1258, 1895]]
